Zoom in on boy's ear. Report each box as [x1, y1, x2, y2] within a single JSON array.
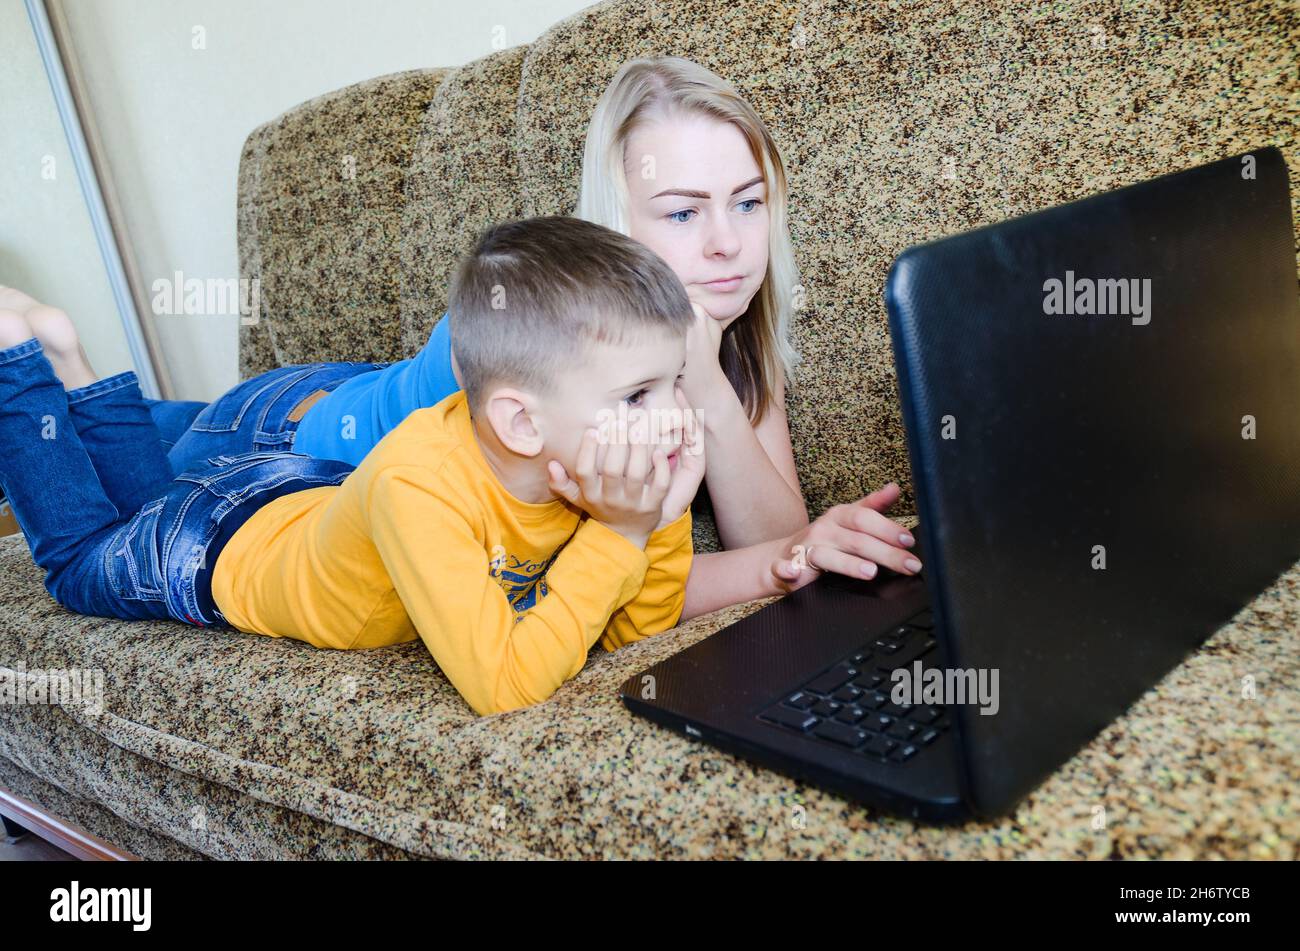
[[484, 387, 544, 458]]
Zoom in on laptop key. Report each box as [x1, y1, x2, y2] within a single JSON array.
[[760, 705, 818, 732], [887, 720, 921, 740], [852, 673, 887, 690], [804, 665, 858, 695], [833, 685, 862, 704], [910, 610, 935, 629], [860, 692, 888, 710], [835, 705, 867, 724], [889, 744, 920, 762], [783, 691, 816, 710], [861, 735, 897, 758], [812, 700, 841, 718], [918, 728, 941, 745], [813, 719, 868, 748]]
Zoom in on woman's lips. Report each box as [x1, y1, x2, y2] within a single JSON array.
[[701, 275, 744, 292]]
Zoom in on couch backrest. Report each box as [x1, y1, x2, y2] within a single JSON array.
[[238, 0, 1300, 540]]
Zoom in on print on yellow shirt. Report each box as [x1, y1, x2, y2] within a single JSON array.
[[490, 538, 572, 612]]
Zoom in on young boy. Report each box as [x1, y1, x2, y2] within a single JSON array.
[[0, 216, 703, 716]]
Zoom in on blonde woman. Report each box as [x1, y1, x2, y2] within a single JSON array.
[[0, 57, 918, 623]]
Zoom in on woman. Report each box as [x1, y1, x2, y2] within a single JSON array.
[[0, 57, 920, 621]]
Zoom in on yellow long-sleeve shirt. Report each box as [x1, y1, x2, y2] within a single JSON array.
[[210, 390, 693, 716]]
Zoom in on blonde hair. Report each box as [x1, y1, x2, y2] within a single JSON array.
[[575, 56, 802, 427]]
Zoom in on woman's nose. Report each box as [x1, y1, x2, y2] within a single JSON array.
[[703, 209, 741, 258]]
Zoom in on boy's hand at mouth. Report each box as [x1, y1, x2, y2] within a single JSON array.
[[545, 421, 672, 551], [654, 383, 706, 531], [764, 483, 921, 596]]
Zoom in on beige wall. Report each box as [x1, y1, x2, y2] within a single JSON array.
[[2, 0, 593, 400]]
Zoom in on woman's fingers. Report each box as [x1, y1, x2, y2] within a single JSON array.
[[840, 497, 915, 550], [858, 481, 901, 511], [801, 542, 880, 580], [827, 521, 922, 575]]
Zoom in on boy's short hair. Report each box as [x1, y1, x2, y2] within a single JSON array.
[[447, 216, 695, 415]]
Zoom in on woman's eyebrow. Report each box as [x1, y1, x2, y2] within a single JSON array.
[[650, 175, 764, 200]]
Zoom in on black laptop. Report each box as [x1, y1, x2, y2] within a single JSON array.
[[618, 147, 1300, 822]]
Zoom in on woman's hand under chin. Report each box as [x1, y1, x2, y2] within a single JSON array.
[[678, 297, 731, 411]]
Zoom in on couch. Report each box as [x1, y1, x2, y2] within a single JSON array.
[[1, 0, 1297, 859]]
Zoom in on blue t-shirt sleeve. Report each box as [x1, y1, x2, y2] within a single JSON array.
[[293, 312, 459, 465], [400, 311, 459, 413]]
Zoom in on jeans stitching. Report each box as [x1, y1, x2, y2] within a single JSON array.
[[0, 338, 44, 365], [65, 370, 139, 406], [109, 499, 166, 601], [186, 368, 310, 433], [252, 366, 326, 435]]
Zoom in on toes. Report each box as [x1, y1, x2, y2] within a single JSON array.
[[0, 308, 34, 348]]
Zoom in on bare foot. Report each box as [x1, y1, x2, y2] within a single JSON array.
[[0, 308, 34, 349], [25, 305, 97, 389]]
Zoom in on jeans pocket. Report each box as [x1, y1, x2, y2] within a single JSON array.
[[106, 499, 167, 601], [186, 366, 318, 433]]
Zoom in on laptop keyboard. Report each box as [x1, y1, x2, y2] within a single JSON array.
[[757, 609, 951, 764]]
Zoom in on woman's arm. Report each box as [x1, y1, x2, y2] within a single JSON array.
[[696, 368, 809, 549], [679, 484, 921, 622]]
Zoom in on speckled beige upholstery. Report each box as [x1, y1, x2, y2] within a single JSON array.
[[2, 0, 1297, 859]]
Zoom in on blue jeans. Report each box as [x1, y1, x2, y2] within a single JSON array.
[[142, 362, 388, 475], [0, 338, 354, 627]]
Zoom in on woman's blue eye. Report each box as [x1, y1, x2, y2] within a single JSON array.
[[668, 209, 696, 224], [737, 198, 762, 213], [624, 388, 648, 406]]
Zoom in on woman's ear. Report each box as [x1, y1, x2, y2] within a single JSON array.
[[484, 387, 544, 458]]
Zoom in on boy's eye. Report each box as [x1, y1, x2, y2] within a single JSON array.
[[668, 209, 696, 224], [624, 388, 648, 406]]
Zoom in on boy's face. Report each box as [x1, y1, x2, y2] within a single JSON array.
[[533, 327, 689, 476]]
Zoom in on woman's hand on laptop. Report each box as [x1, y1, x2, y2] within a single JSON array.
[[764, 483, 922, 595], [546, 422, 673, 551]]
